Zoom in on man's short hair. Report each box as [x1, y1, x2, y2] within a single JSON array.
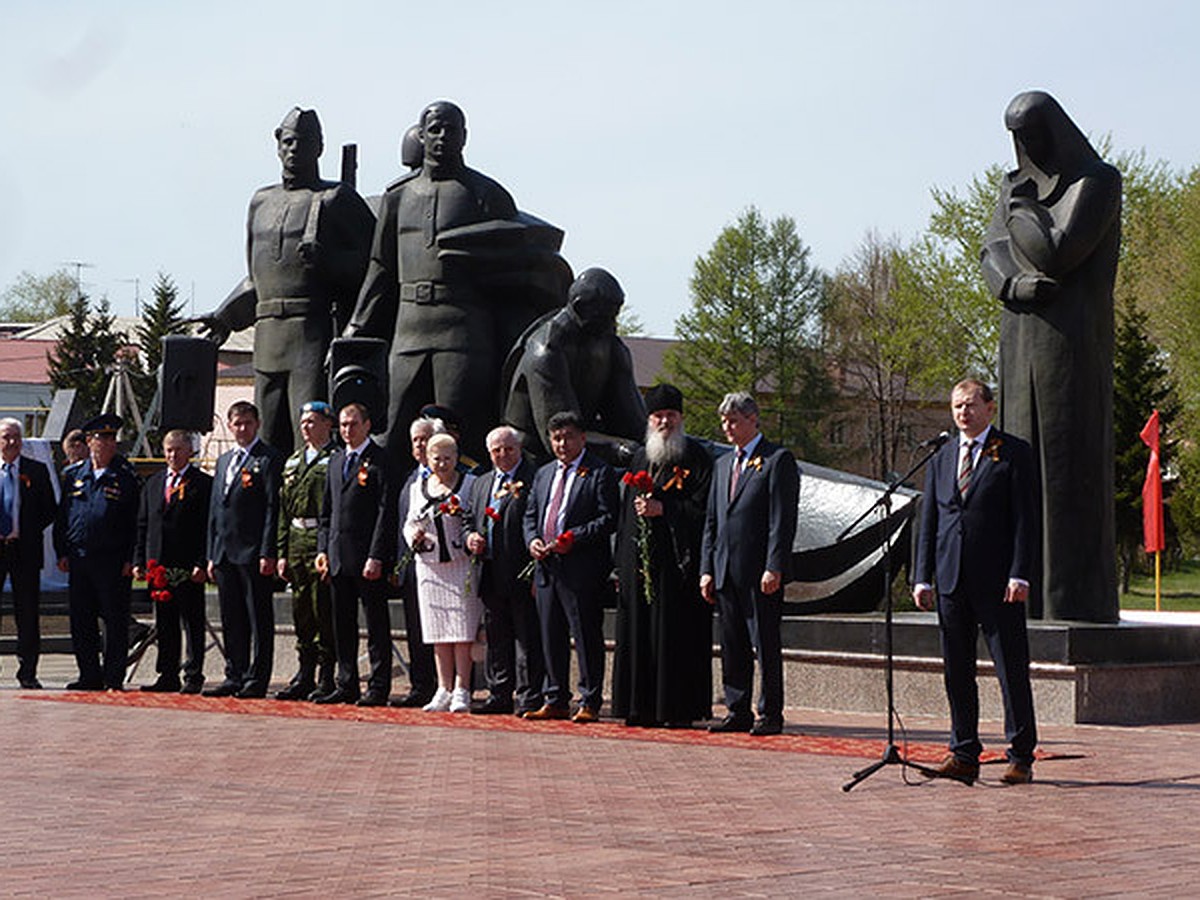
[[162, 429, 194, 448], [953, 379, 994, 403], [227, 400, 259, 421], [717, 392, 759, 418], [339, 401, 370, 423], [546, 410, 584, 435], [0, 417, 22, 436], [410, 415, 445, 438], [63, 428, 85, 446], [486, 425, 522, 449]]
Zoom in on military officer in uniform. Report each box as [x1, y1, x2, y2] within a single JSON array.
[[275, 400, 338, 700], [54, 414, 141, 691]]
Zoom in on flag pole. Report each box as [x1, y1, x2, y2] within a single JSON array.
[[1155, 550, 1161, 612]]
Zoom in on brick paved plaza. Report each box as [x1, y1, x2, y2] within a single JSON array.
[[3, 645, 1200, 898]]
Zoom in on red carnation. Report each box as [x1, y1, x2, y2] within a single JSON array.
[[623, 470, 654, 494], [146, 559, 158, 570], [555, 530, 575, 553], [484, 506, 500, 522]]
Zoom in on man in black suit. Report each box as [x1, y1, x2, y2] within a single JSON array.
[[134, 430, 213, 694], [700, 392, 799, 736], [913, 378, 1038, 785], [54, 413, 141, 691], [465, 425, 543, 715], [522, 411, 619, 722], [205, 401, 283, 698], [314, 402, 398, 706], [0, 418, 57, 689]]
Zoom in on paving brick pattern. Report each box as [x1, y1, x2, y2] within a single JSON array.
[[3, 642, 1200, 895]]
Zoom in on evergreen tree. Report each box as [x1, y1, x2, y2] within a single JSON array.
[[1113, 296, 1176, 591], [46, 293, 127, 418], [131, 272, 189, 417], [664, 207, 834, 459]]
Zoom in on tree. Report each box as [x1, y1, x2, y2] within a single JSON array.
[[663, 207, 834, 458], [0, 269, 76, 322], [1112, 296, 1176, 591], [46, 293, 128, 418], [616, 306, 646, 337], [129, 272, 189, 418]]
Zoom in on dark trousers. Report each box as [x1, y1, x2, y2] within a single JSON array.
[[1, 542, 41, 681], [535, 575, 605, 711], [481, 573, 544, 712], [67, 555, 131, 689], [400, 572, 435, 698], [331, 573, 392, 697], [255, 362, 324, 459], [213, 561, 275, 690], [938, 590, 1038, 765], [153, 578, 206, 685], [716, 581, 783, 720]]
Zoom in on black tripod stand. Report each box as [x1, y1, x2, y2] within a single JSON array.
[[841, 442, 943, 791]]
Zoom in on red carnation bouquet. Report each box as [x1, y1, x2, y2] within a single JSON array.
[[622, 469, 656, 604], [141, 558, 192, 603]]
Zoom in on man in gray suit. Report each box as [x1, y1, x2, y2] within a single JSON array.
[[700, 392, 799, 736]]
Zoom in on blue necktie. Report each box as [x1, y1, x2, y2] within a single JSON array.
[[344, 451, 358, 483], [0, 463, 13, 536]]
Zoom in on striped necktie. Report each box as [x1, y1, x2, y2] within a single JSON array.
[[958, 440, 976, 497]]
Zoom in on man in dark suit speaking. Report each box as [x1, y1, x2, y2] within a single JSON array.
[[913, 378, 1038, 785], [0, 418, 57, 689], [700, 392, 799, 736]]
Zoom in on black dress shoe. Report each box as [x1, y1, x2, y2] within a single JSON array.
[[356, 691, 388, 707], [141, 679, 181, 693], [180, 680, 204, 695], [236, 684, 267, 699], [202, 680, 241, 697], [749, 717, 783, 736], [708, 714, 753, 733], [66, 679, 104, 691], [389, 691, 433, 708], [470, 696, 515, 715], [314, 688, 360, 705], [18, 677, 43, 690], [275, 681, 315, 701]]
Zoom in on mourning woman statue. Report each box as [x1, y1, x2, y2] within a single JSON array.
[[980, 91, 1121, 623]]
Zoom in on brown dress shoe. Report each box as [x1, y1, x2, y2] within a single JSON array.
[[523, 703, 571, 720], [571, 706, 599, 724], [1000, 762, 1033, 784], [925, 754, 979, 785]]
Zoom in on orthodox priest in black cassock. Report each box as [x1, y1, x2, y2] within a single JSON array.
[[612, 384, 714, 727]]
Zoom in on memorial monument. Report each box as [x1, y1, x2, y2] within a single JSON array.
[[980, 91, 1122, 623], [198, 107, 376, 455]]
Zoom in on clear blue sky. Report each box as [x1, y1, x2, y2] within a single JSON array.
[[3, 0, 1197, 336]]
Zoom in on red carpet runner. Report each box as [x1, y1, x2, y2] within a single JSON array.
[[24, 690, 1009, 763]]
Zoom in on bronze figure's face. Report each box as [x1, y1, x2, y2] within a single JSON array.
[[420, 105, 466, 167], [277, 127, 321, 177]]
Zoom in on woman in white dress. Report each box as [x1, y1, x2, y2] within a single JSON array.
[[404, 433, 480, 712]]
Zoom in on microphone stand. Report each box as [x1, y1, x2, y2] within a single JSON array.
[[841, 440, 943, 791]]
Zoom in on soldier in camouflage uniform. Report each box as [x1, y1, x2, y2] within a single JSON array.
[[275, 401, 338, 700]]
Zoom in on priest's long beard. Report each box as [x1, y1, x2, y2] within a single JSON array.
[[645, 424, 686, 467]]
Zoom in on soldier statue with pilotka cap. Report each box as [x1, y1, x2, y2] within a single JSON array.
[[199, 106, 376, 456], [53, 413, 142, 691]]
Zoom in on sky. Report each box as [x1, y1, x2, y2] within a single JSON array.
[[3, 1, 1199, 337]]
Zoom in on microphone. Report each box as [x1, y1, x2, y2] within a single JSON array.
[[916, 431, 952, 449]]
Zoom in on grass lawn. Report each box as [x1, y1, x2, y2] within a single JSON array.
[[1123, 558, 1200, 611]]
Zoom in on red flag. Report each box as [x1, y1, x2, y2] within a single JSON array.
[[1139, 410, 1165, 553]]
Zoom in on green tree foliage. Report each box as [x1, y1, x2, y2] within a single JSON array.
[[663, 207, 834, 458], [130, 272, 189, 417], [826, 232, 942, 479], [1112, 296, 1176, 591], [46, 293, 128, 417], [0, 269, 76, 322]]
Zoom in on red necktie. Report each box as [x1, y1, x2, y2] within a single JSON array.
[[542, 464, 568, 543]]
